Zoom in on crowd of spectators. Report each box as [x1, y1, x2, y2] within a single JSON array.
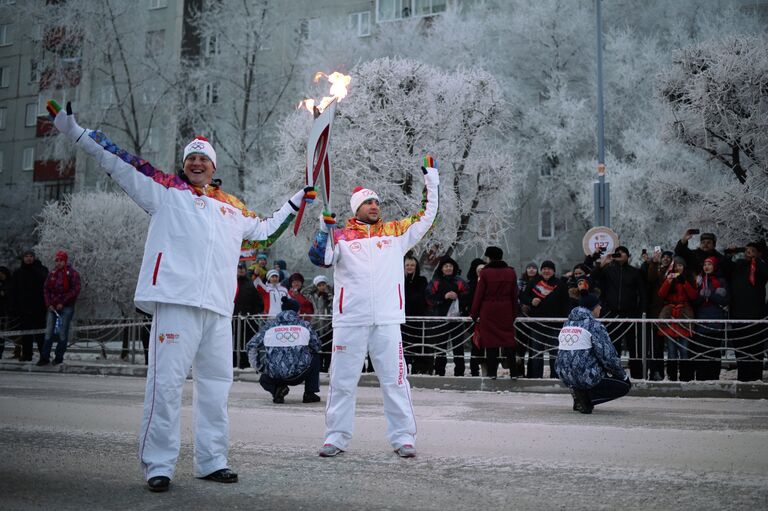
[[2, 229, 766, 383]]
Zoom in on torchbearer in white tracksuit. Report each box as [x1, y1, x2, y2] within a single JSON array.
[[47, 101, 315, 492], [308, 155, 439, 458]]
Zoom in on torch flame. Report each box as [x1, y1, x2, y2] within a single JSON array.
[[298, 71, 352, 113]]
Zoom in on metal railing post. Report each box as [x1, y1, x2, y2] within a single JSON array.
[[641, 313, 647, 379]]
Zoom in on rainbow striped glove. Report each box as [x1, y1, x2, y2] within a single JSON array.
[[421, 154, 437, 175], [303, 186, 318, 204], [319, 210, 336, 233]]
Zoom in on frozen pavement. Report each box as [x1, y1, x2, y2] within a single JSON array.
[[0, 372, 767, 510]]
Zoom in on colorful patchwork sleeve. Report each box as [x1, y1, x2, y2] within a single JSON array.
[[241, 206, 295, 251], [80, 130, 184, 215]]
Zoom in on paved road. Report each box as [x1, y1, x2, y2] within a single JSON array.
[[1, 372, 767, 510]]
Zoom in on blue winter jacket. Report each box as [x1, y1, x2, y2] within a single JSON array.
[[246, 310, 321, 381], [555, 307, 626, 389]]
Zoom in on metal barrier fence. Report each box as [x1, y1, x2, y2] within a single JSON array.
[[1, 315, 766, 379]]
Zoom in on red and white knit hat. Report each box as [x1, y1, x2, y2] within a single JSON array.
[[183, 136, 217, 168], [350, 186, 380, 213]]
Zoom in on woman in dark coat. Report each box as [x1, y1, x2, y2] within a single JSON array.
[[464, 258, 486, 376], [427, 256, 469, 376], [402, 255, 431, 374], [470, 247, 518, 378]]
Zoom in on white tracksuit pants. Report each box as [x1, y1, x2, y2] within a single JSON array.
[[138, 303, 233, 480], [324, 324, 416, 450]]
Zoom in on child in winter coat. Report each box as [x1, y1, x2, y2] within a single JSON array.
[[692, 256, 728, 380], [555, 291, 630, 414], [246, 297, 322, 403]]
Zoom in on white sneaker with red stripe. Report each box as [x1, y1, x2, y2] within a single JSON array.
[[318, 444, 344, 457], [394, 444, 416, 458]]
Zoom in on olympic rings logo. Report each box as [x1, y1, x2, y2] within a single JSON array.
[[275, 331, 301, 342], [560, 334, 580, 346]]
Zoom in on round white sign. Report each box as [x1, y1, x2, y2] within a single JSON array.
[[582, 226, 619, 256]]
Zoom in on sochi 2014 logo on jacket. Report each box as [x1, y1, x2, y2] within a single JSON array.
[[220, 205, 236, 216], [158, 333, 180, 344], [263, 326, 310, 347], [376, 239, 392, 250]]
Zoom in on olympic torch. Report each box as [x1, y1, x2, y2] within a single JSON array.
[[293, 72, 351, 240]]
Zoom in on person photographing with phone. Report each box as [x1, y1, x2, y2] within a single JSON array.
[[590, 246, 646, 379], [675, 229, 728, 275]]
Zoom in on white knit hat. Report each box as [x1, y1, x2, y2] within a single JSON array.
[[183, 136, 217, 168], [266, 269, 280, 280], [313, 275, 328, 286], [350, 186, 380, 214]]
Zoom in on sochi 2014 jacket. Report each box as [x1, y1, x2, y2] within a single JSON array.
[[72, 130, 298, 317], [308, 167, 439, 327]]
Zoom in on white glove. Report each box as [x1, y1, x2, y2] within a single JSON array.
[[52, 102, 87, 142]]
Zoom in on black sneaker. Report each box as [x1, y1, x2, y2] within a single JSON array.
[[200, 468, 238, 483], [36, 359, 50, 366], [302, 392, 321, 403], [273, 385, 289, 404], [147, 476, 170, 492]]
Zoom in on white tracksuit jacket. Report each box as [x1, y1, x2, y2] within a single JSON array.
[[73, 130, 299, 316], [309, 167, 439, 326]]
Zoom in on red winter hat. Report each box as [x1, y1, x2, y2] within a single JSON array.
[[704, 256, 718, 271], [55, 250, 68, 262]]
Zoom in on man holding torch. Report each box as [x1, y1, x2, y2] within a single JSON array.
[[309, 155, 439, 458], [47, 101, 315, 492]]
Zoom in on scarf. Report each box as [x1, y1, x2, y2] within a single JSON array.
[[532, 278, 557, 300], [749, 258, 757, 286]]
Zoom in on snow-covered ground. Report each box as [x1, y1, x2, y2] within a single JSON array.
[[1, 372, 766, 510]]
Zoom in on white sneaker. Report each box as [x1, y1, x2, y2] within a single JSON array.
[[318, 443, 343, 457], [394, 444, 416, 458]]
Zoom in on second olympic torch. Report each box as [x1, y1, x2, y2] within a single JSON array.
[[293, 72, 351, 240]]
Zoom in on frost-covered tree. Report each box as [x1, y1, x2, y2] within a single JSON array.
[[658, 35, 768, 238], [181, 0, 304, 193], [35, 192, 148, 318], [29, 0, 181, 159], [272, 58, 522, 263]]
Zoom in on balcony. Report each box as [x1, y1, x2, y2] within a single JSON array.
[[33, 159, 75, 182]]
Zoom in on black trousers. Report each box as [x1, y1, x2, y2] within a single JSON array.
[[734, 323, 765, 382], [402, 321, 434, 375], [690, 328, 722, 381], [604, 312, 642, 379], [586, 376, 631, 406], [19, 312, 45, 361], [434, 320, 466, 376], [527, 325, 557, 379]]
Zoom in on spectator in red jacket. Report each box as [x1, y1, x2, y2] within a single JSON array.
[[287, 273, 314, 316], [658, 256, 697, 381], [470, 247, 518, 379], [37, 251, 81, 366]]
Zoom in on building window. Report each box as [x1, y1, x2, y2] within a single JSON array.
[[0, 150, 4, 173], [300, 18, 321, 40], [25, 103, 37, 127], [413, 0, 447, 16], [40, 181, 74, 202], [538, 209, 554, 240], [202, 83, 218, 105], [0, 24, 10, 46], [377, 0, 447, 22], [0, 66, 9, 88], [349, 11, 371, 37], [0, 107, 6, 129], [540, 165, 552, 177], [29, 59, 38, 83], [204, 34, 219, 57], [148, 0, 167, 9], [22, 147, 34, 171], [145, 29, 165, 57]]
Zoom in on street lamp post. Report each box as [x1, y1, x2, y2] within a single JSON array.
[[594, 0, 610, 228]]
